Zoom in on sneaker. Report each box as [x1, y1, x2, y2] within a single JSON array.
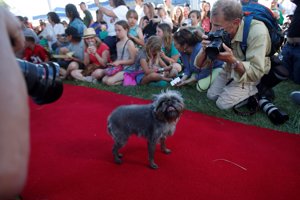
[[84, 76, 93, 82], [92, 78, 98, 84], [290, 91, 300, 105]]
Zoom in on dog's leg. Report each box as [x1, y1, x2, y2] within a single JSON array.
[[112, 142, 123, 164], [148, 141, 158, 169], [160, 137, 171, 154]]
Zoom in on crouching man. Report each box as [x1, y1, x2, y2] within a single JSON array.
[[194, 0, 271, 110]]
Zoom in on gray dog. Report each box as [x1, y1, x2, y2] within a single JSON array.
[[107, 90, 184, 169]]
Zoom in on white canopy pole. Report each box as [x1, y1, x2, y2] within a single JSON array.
[[190, 0, 200, 10], [47, 0, 52, 11]]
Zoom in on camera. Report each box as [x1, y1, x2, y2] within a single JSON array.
[[182, 19, 192, 27], [256, 57, 289, 125], [18, 59, 63, 105], [258, 96, 289, 125], [206, 29, 231, 60], [235, 56, 289, 125]]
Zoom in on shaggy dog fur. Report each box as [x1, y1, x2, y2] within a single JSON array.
[[107, 90, 184, 169]]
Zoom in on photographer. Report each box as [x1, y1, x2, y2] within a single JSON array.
[[0, 7, 29, 199], [195, 0, 271, 110]]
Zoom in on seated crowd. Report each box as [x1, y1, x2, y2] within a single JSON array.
[[16, 0, 300, 107]]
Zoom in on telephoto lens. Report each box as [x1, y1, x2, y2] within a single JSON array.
[[258, 97, 289, 125], [18, 59, 63, 105]]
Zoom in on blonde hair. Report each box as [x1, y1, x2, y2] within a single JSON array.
[[157, 23, 172, 55], [172, 6, 184, 24], [84, 36, 101, 48], [145, 36, 162, 63]]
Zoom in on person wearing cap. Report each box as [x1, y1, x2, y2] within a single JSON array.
[[79, 2, 94, 27], [16, 16, 40, 45], [22, 32, 49, 64], [71, 28, 111, 82], [58, 26, 85, 79]]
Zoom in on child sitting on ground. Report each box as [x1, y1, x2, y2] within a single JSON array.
[[156, 23, 182, 77], [57, 26, 84, 79], [135, 36, 173, 86], [71, 28, 110, 82], [23, 32, 49, 64], [102, 20, 137, 85]]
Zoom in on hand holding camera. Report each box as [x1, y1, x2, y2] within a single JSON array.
[[204, 29, 231, 60], [87, 41, 96, 55]]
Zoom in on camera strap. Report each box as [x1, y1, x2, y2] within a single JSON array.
[[232, 94, 260, 116]]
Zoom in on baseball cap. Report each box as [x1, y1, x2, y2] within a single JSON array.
[[23, 29, 37, 43]]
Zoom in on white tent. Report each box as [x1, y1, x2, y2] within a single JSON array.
[[6, 0, 218, 24]]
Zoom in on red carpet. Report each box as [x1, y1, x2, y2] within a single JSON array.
[[22, 84, 300, 200]]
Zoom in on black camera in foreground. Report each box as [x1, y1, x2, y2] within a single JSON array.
[[18, 59, 63, 105], [206, 29, 231, 60]]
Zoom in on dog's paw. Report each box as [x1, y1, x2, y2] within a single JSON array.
[[162, 148, 172, 154], [118, 153, 123, 158], [114, 157, 122, 164], [150, 162, 159, 169]]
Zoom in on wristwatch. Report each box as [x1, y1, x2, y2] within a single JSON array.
[[231, 60, 240, 69]]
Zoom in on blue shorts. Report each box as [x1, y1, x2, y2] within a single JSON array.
[[135, 73, 145, 85]]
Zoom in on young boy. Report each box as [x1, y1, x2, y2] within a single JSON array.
[[188, 10, 202, 29], [23, 32, 49, 64]]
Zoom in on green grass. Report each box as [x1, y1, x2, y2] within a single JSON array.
[[65, 80, 300, 134]]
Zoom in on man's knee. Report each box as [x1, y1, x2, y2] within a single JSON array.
[[215, 99, 234, 110], [207, 89, 218, 101]]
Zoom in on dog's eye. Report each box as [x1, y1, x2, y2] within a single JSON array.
[[171, 97, 179, 102]]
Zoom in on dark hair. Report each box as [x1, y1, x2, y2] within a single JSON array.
[[115, 20, 130, 31], [188, 10, 201, 19], [25, 36, 35, 43], [173, 28, 203, 47], [16, 16, 24, 22], [65, 4, 81, 21], [126, 9, 138, 20], [112, 0, 126, 7], [47, 12, 61, 24], [65, 26, 82, 41]]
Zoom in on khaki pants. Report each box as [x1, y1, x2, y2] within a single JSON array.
[[207, 69, 258, 110]]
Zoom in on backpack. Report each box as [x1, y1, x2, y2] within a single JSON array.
[[241, 1, 284, 56]]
